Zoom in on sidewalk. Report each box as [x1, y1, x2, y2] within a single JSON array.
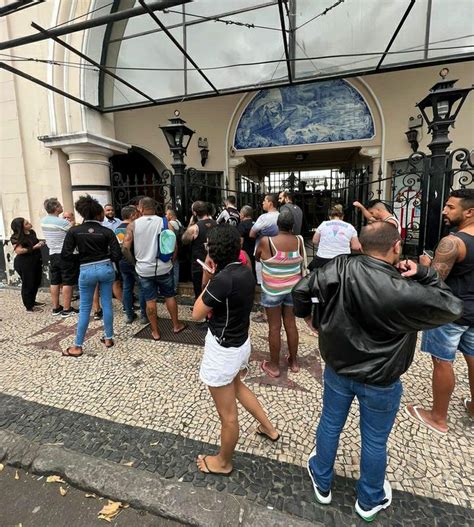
[[0, 288, 473, 526]]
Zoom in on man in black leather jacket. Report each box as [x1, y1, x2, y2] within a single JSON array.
[[292, 222, 462, 522]]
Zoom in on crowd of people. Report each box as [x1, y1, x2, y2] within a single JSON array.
[[8, 187, 473, 522]]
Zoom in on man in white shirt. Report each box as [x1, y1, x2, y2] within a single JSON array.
[[41, 197, 78, 317], [123, 197, 186, 340]]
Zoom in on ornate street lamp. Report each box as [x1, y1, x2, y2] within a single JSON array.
[[416, 69, 472, 250], [160, 110, 194, 220]]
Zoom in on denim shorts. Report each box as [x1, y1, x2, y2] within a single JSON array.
[[421, 323, 474, 362], [139, 271, 175, 301], [260, 290, 294, 308]]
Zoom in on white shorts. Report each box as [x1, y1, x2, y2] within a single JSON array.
[[199, 330, 251, 387]]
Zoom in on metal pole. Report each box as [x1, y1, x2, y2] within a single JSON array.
[[375, 0, 415, 70], [277, 0, 293, 83], [0, 60, 98, 111], [289, 0, 297, 80], [171, 148, 186, 222], [424, 122, 451, 250], [138, 0, 219, 94], [31, 22, 157, 105], [0, 0, 188, 51]]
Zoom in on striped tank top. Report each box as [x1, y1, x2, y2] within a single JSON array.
[[261, 236, 303, 296]]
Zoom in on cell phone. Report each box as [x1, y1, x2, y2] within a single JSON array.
[[196, 258, 214, 273], [422, 250, 434, 260]]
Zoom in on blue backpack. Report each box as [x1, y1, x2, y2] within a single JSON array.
[[156, 217, 176, 262]]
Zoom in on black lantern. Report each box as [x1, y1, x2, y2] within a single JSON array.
[[417, 76, 472, 132], [198, 137, 209, 167], [160, 110, 194, 152], [160, 110, 194, 220], [416, 69, 473, 250], [405, 128, 419, 153]]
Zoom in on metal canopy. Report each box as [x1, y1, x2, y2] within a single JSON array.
[[0, 0, 473, 113]]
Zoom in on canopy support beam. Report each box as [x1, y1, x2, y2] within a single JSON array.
[[376, 0, 416, 71], [138, 0, 219, 95], [0, 61, 99, 111], [0, 0, 188, 51], [31, 22, 157, 105], [277, 0, 293, 83]]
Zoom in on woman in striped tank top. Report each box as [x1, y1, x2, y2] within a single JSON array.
[[255, 210, 304, 378]]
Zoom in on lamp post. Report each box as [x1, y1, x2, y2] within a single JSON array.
[[416, 69, 472, 250], [160, 110, 194, 221]]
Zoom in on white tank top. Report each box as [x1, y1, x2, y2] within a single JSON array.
[[133, 215, 173, 277], [384, 215, 401, 234]]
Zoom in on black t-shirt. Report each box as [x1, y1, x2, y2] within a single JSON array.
[[238, 219, 255, 259], [12, 230, 42, 262], [202, 262, 256, 347], [191, 218, 217, 268]]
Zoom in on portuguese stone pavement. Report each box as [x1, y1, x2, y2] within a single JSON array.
[[0, 288, 472, 526]]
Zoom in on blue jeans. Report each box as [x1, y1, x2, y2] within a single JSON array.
[[75, 261, 115, 346], [119, 260, 146, 319], [310, 366, 402, 509]]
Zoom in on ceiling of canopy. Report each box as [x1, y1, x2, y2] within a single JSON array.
[[2, 0, 473, 112], [99, 0, 474, 111]]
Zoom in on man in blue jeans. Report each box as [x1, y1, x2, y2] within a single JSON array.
[[115, 205, 147, 324], [292, 222, 462, 521]]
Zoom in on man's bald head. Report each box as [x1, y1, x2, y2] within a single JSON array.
[[359, 222, 401, 257]]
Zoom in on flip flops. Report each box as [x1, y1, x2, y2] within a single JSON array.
[[286, 355, 300, 373], [62, 346, 83, 358], [173, 323, 188, 335], [256, 426, 280, 443], [197, 455, 233, 476], [463, 398, 473, 417], [260, 360, 280, 378], [100, 337, 114, 348], [405, 405, 447, 435]]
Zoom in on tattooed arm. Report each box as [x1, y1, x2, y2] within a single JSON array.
[[430, 235, 461, 281], [122, 222, 135, 266]]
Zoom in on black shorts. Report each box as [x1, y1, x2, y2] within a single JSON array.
[[49, 254, 79, 286]]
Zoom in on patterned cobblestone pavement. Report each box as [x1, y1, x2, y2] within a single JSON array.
[[1, 288, 473, 525]]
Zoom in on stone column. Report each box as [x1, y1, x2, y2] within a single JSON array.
[[62, 145, 114, 207], [39, 132, 131, 209]]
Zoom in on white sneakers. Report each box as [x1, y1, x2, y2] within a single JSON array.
[[355, 480, 392, 522], [307, 449, 392, 522], [306, 448, 332, 505]]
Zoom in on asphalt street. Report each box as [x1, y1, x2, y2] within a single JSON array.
[[0, 465, 184, 527]]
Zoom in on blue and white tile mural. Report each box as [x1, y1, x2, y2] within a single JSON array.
[[234, 80, 374, 149]]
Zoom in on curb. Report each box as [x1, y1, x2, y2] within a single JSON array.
[[0, 430, 316, 527]]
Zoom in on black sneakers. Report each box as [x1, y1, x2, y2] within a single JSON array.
[[61, 307, 79, 318], [52, 305, 63, 316]]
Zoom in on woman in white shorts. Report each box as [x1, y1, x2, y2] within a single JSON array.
[[192, 224, 279, 476]]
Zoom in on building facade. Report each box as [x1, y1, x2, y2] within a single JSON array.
[[1, 1, 473, 283]]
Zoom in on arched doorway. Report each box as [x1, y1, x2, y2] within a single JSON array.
[[229, 78, 383, 235], [109, 146, 170, 214]]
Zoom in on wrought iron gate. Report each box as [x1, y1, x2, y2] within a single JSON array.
[[110, 169, 172, 212]]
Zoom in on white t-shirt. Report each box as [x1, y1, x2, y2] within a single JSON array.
[[133, 215, 173, 277], [316, 220, 357, 259]]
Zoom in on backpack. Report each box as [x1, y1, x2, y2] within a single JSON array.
[[226, 207, 241, 227], [156, 217, 176, 262], [171, 219, 185, 245]]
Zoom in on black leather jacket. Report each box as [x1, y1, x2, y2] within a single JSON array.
[[292, 255, 463, 386]]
